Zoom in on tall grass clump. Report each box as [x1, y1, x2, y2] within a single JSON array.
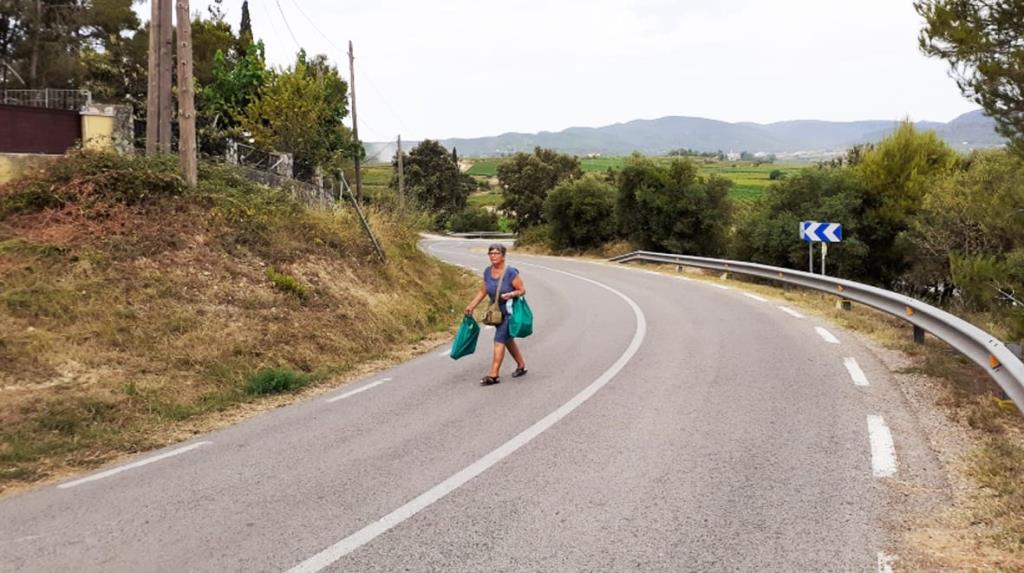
[[245, 368, 311, 395]]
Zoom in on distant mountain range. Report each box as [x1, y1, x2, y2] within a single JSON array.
[[365, 109, 1005, 161]]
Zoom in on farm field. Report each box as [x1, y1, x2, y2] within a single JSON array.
[[464, 157, 804, 202]]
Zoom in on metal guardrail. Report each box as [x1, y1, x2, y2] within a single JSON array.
[[610, 250, 1024, 411], [446, 232, 515, 239]]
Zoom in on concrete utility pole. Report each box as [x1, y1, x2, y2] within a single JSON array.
[[158, 0, 173, 152], [145, 0, 161, 154], [397, 135, 404, 213], [348, 40, 363, 201], [175, 0, 197, 186]]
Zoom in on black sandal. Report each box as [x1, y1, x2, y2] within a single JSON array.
[[481, 375, 500, 386], [512, 367, 528, 378]]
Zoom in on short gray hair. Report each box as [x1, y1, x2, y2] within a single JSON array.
[[487, 243, 507, 255]]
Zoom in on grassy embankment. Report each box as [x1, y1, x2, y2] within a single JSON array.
[[0, 151, 476, 494]]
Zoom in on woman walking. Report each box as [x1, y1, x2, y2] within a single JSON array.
[[464, 243, 528, 385]]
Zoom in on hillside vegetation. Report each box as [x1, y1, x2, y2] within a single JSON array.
[[0, 151, 475, 493]]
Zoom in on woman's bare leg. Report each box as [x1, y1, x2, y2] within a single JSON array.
[[505, 339, 526, 369], [489, 343, 506, 378]]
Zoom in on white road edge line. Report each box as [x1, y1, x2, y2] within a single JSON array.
[[815, 326, 840, 344], [877, 551, 896, 573], [288, 262, 648, 573], [867, 415, 898, 478], [58, 441, 212, 489], [711, 283, 730, 290], [844, 358, 870, 386], [438, 349, 451, 357], [779, 306, 804, 318], [743, 293, 768, 302], [325, 378, 393, 404]]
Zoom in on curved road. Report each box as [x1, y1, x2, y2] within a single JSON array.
[[0, 238, 935, 571]]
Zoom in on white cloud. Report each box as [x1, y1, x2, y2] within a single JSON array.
[[157, 0, 977, 141]]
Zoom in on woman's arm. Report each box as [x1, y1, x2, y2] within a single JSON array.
[[465, 282, 487, 315], [501, 275, 526, 301]]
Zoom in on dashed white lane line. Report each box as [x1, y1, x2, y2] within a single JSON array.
[[815, 326, 840, 344], [58, 441, 213, 489], [325, 378, 393, 404], [779, 306, 805, 319], [288, 263, 648, 573], [877, 552, 896, 573], [743, 293, 768, 302], [867, 415, 898, 478], [844, 357, 870, 386]]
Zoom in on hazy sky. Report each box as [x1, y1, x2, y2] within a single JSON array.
[[169, 0, 978, 142]]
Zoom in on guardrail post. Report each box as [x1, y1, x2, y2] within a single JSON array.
[[836, 299, 852, 311], [913, 325, 926, 345]]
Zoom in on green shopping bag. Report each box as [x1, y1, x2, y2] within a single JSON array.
[[508, 296, 533, 338], [450, 315, 480, 360]]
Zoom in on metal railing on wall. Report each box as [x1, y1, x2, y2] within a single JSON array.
[[610, 250, 1024, 412], [0, 88, 92, 111]]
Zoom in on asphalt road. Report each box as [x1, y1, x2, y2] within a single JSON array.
[[0, 238, 935, 571]]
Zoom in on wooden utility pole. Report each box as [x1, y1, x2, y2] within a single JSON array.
[[175, 0, 197, 186], [347, 40, 363, 201], [158, 0, 173, 152], [145, 0, 161, 154], [397, 135, 404, 213]]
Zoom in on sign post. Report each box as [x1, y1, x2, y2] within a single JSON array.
[[800, 221, 843, 275]]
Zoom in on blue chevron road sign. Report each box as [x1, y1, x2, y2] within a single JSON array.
[[800, 221, 843, 242]]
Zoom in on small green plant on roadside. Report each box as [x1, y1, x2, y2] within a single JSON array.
[[245, 368, 310, 395], [265, 266, 307, 298]]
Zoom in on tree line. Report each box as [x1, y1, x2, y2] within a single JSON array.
[[0, 0, 358, 176]]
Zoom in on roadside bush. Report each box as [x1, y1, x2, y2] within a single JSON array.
[[907, 149, 1024, 337], [544, 176, 616, 250], [732, 169, 871, 279], [0, 150, 183, 218], [245, 368, 311, 395], [514, 224, 552, 250], [447, 206, 499, 233], [497, 147, 582, 231], [616, 155, 733, 256]]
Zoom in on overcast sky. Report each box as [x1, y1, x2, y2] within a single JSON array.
[[170, 0, 978, 142]]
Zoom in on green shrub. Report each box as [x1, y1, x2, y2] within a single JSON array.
[[544, 176, 616, 250], [448, 206, 499, 232], [616, 156, 733, 256], [514, 224, 552, 249], [0, 150, 183, 218], [265, 267, 307, 298], [245, 368, 310, 395]]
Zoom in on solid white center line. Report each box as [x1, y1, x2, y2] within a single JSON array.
[[288, 263, 648, 573], [867, 415, 898, 478], [325, 378, 393, 404], [815, 327, 840, 344], [779, 306, 804, 318], [844, 357, 870, 386], [58, 441, 212, 489], [743, 293, 768, 302]]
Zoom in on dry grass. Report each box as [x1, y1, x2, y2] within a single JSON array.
[[0, 153, 477, 494]]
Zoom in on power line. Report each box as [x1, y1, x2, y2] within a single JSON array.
[[284, 0, 409, 138], [273, 0, 302, 52]]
